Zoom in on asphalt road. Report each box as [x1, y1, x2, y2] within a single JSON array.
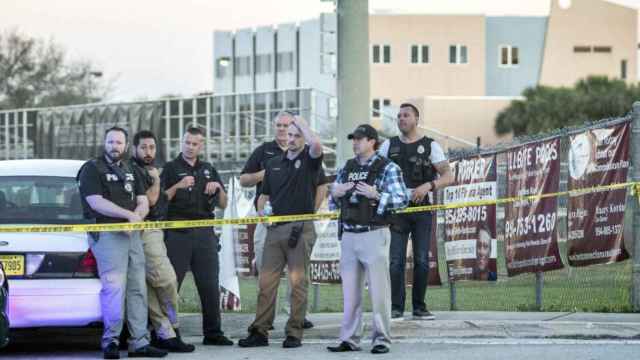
[[2, 333, 640, 360]]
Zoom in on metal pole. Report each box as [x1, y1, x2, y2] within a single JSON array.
[[630, 101, 640, 311], [313, 283, 320, 312], [449, 278, 457, 311], [336, 0, 370, 165], [535, 272, 543, 310]]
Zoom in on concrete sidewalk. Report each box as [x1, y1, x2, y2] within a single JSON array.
[[179, 311, 640, 341]]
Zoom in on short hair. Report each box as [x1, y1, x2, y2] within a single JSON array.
[[105, 126, 128, 140], [274, 111, 296, 122], [132, 130, 157, 147], [400, 103, 420, 118], [185, 126, 205, 137]]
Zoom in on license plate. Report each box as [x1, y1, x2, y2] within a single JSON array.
[[0, 255, 25, 276]]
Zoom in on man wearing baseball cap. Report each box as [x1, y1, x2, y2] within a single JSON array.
[[327, 124, 409, 354]]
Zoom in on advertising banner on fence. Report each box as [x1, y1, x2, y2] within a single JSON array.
[[567, 122, 630, 266], [505, 138, 564, 276], [443, 154, 498, 281], [310, 212, 341, 284]]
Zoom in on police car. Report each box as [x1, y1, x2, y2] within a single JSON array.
[[0, 160, 101, 333]]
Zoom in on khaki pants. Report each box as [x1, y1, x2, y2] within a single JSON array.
[[141, 229, 179, 340], [249, 221, 316, 339], [339, 228, 392, 347]]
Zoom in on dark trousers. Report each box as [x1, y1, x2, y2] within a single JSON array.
[[389, 212, 432, 313], [165, 227, 223, 337]]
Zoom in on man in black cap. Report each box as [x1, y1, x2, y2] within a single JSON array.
[[327, 124, 409, 354]]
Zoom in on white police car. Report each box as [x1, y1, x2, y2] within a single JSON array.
[[0, 160, 101, 330]]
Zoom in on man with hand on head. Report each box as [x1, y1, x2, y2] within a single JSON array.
[[239, 111, 326, 329], [238, 116, 323, 349]]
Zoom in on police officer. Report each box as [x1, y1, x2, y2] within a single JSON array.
[[161, 126, 233, 346], [327, 124, 409, 355], [239, 111, 327, 328], [130, 130, 195, 353], [378, 103, 453, 320], [238, 116, 323, 349], [78, 126, 167, 359]]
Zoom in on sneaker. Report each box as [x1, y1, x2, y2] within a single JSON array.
[[128, 345, 168, 358], [154, 337, 196, 353], [203, 334, 234, 346], [303, 318, 314, 329], [103, 342, 120, 359], [327, 341, 361, 352], [238, 332, 269, 348], [371, 344, 390, 354], [391, 310, 404, 321], [412, 309, 435, 320], [282, 336, 302, 348]]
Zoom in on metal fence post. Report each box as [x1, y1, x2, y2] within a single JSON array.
[[449, 278, 457, 310], [630, 101, 640, 311], [313, 283, 320, 312], [535, 272, 543, 310]]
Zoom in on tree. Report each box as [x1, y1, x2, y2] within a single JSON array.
[[0, 28, 108, 110], [495, 76, 636, 137]]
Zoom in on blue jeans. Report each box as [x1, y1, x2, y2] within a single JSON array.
[[389, 212, 432, 313]]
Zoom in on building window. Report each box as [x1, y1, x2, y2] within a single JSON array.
[[372, 98, 391, 117], [621, 59, 628, 80], [276, 52, 294, 73], [372, 45, 391, 64], [410, 45, 430, 64], [573, 46, 591, 53], [233, 56, 252, 77], [215, 57, 231, 79], [499, 45, 519, 67], [449, 45, 468, 64], [255, 54, 272, 75]]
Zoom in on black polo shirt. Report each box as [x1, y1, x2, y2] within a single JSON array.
[[161, 154, 225, 220], [78, 156, 145, 224], [130, 158, 169, 221], [243, 140, 329, 209], [241, 140, 286, 208], [262, 146, 323, 216]]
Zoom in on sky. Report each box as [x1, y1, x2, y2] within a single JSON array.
[[2, 0, 639, 101]]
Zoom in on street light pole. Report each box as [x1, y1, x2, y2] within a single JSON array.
[[336, 0, 370, 165]]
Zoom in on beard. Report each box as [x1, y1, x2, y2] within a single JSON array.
[[105, 150, 124, 162]]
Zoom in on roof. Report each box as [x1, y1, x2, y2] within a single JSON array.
[[0, 159, 85, 178]]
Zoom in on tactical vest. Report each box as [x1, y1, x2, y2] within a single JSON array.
[[339, 156, 390, 226], [76, 157, 137, 221], [388, 136, 437, 197]]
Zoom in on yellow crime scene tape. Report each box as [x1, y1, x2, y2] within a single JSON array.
[[0, 182, 638, 234]]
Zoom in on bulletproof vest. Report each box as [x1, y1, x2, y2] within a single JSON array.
[[339, 156, 390, 226], [76, 157, 137, 220], [387, 136, 437, 190]]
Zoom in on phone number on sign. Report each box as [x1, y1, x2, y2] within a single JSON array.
[[445, 206, 487, 225], [505, 212, 556, 239]]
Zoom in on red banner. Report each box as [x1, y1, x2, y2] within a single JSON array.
[[443, 154, 497, 281], [505, 138, 564, 276], [567, 123, 630, 266]]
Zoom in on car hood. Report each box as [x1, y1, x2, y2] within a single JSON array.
[[0, 231, 89, 252]]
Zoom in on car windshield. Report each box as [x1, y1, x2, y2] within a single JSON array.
[[0, 176, 84, 224]]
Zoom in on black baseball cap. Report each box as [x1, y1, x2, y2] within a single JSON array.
[[347, 124, 378, 141]]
